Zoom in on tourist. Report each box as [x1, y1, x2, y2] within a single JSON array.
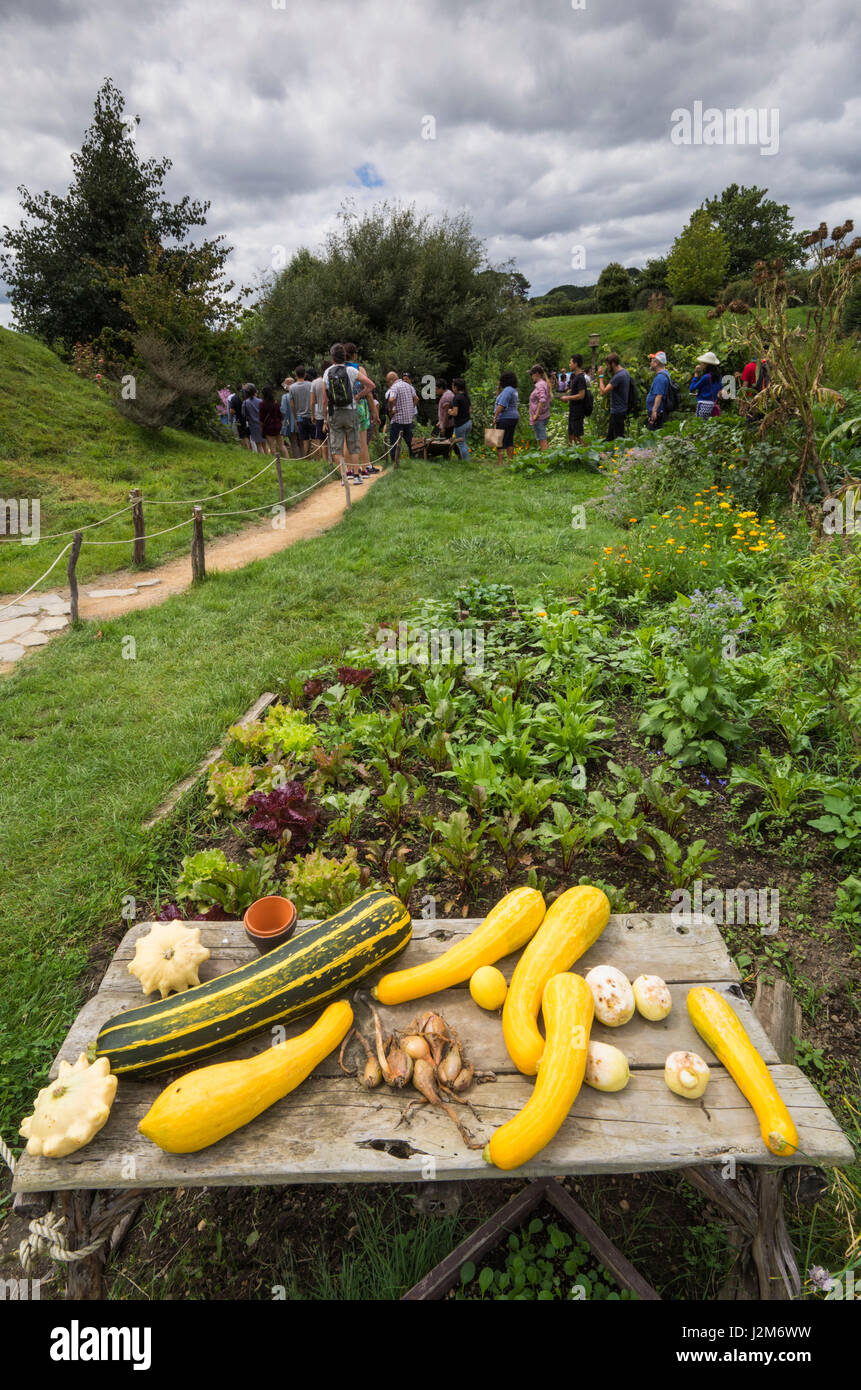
[[448, 377, 472, 458], [289, 366, 313, 456], [689, 352, 722, 418], [646, 351, 671, 430], [528, 364, 552, 451], [323, 343, 375, 484], [309, 363, 329, 460], [217, 385, 231, 426], [436, 379, 455, 439], [560, 354, 588, 444], [280, 377, 299, 457], [401, 371, 420, 420], [344, 342, 374, 474], [259, 386, 287, 457], [386, 370, 417, 460], [493, 370, 520, 465], [597, 353, 630, 441], [241, 384, 263, 452], [229, 385, 250, 449]]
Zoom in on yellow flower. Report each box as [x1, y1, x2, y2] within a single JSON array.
[[666, 538, 676, 545], [718, 502, 731, 509], [536, 610, 547, 618]]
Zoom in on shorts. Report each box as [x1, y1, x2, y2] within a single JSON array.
[[532, 417, 549, 442], [497, 418, 517, 449], [357, 398, 370, 431], [568, 412, 585, 438], [328, 407, 359, 456], [296, 415, 313, 441], [313, 418, 325, 440]]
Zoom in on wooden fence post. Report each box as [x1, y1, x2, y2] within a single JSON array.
[[191, 506, 206, 581], [129, 488, 145, 565], [340, 459, 351, 509], [68, 531, 82, 623]]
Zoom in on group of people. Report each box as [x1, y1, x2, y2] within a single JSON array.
[[216, 339, 773, 477]]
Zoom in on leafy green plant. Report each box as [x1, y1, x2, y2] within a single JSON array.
[[638, 648, 743, 768], [322, 787, 371, 845], [175, 848, 279, 915], [586, 789, 655, 861], [646, 828, 720, 889], [455, 1216, 638, 1301], [729, 749, 829, 831], [206, 759, 257, 813], [454, 578, 517, 619], [534, 687, 615, 766], [429, 810, 498, 898], [282, 846, 368, 918], [536, 802, 593, 874], [382, 852, 429, 911], [378, 771, 426, 834], [487, 813, 537, 875], [261, 704, 319, 756], [808, 788, 861, 855]]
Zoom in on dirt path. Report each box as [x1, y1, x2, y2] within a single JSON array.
[[0, 470, 382, 667]]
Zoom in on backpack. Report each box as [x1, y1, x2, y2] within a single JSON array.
[[583, 387, 594, 417], [664, 377, 681, 414], [626, 373, 640, 415], [327, 364, 354, 413]]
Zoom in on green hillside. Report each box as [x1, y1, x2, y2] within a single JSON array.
[[0, 328, 325, 592], [530, 304, 810, 363]]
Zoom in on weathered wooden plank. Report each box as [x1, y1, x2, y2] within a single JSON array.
[[52, 977, 778, 1079], [105, 913, 740, 982], [13, 1067, 853, 1193]]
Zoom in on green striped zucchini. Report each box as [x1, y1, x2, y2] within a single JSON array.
[[96, 890, 411, 1079]]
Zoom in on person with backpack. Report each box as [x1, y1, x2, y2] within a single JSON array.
[[689, 352, 723, 418], [323, 344, 375, 485], [560, 353, 589, 444], [597, 353, 630, 441], [646, 351, 677, 430]]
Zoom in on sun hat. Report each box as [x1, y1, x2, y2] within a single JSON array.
[[649, 351, 667, 365], [697, 352, 720, 365]]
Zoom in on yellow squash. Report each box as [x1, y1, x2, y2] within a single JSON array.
[[372, 886, 545, 1006], [139, 1000, 352, 1153], [485, 973, 593, 1171], [687, 986, 798, 1157], [503, 885, 609, 1074]]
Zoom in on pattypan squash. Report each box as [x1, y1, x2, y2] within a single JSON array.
[[20, 1054, 117, 1158], [128, 921, 210, 999]]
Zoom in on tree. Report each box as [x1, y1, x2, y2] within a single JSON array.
[[633, 257, 670, 307], [701, 185, 803, 279], [0, 78, 216, 351], [666, 211, 730, 304], [251, 202, 529, 381], [711, 219, 861, 503], [595, 262, 632, 313]]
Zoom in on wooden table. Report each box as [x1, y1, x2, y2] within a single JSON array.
[[13, 913, 853, 1298]]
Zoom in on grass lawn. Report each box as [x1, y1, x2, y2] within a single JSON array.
[[0, 327, 327, 593], [0, 456, 619, 1139], [533, 305, 811, 362]]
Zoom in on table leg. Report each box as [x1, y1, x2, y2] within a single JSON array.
[[683, 1163, 801, 1300], [57, 1188, 145, 1300]]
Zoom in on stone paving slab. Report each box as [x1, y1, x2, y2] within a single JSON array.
[[0, 642, 26, 661], [0, 617, 34, 643], [19, 630, 51, 647], [86, 588, 139, 599], [35, 615, 69, 632]]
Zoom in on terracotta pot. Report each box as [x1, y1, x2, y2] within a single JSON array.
[[244, 895, 297, 954]]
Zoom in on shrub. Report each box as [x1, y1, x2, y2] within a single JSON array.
[[598, 437, 714, 529], [636, 306, 704, 359]]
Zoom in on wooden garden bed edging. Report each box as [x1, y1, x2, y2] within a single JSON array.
[[142, 691, 276, 829], [401, 1177, 660, 1301]]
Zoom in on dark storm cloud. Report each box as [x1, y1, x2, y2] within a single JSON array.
[[0, 0, 859, 328]]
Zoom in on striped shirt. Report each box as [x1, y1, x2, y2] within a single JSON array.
[[387, 378, 417, 425]]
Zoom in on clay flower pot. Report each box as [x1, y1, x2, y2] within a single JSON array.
[[244, 895, 297, 954]]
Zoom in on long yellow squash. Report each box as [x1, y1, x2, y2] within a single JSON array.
[[372, 886, 545, 1006], [485, 973, 593, 1171], [687, 986, 798, 1157], [139, 1000, 352, 1153], [503, 885, 610, 1075]]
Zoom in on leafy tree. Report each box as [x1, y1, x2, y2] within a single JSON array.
[[633, 257, 670, 307], [595, 262, 632, 313], [666, 211, 730, 304], [251, 202, 528, 381], [0, 78, 218, 351], [701, 184, 803, 279]]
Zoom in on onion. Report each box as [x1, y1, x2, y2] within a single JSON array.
[[632, 975, 672, 1021], [664, 1050, 710, 1098], [438, 1044, 463, 1086], [400, 1033, 432, 1062], [585, 965, 635, 1027]]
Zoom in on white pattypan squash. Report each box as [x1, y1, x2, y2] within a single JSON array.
[[20, 1054, 118, 1158], [128, 921, 211, 998]]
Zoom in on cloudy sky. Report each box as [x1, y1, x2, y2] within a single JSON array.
[[1, 0, 859, 329]]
